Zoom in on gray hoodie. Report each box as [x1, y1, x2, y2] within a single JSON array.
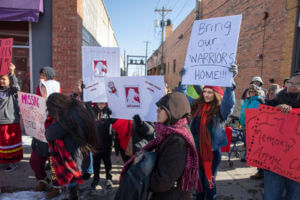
[[0, 74, 20, 124]]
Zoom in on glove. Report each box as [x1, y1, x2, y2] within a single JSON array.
[[133, 114, 143, 127], [179, 67, 186, 77], [107, 107, 112, 115], [229, 64, 238, 78]]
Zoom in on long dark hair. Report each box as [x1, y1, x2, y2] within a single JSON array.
[[191, 91, 223, 124], [46, 93, 98, 154]]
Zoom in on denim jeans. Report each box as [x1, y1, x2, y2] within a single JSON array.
[[196, 149, 222, 200], [81, 152, 93, 174], [264, 170, 300, 200]]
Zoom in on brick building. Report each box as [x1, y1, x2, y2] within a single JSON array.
[[147, 0, 300, 98], [0, 0, 122, 94]]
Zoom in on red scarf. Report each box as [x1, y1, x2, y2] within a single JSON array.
[[112, 119, 133, 150], [197, 103, 214, 189]]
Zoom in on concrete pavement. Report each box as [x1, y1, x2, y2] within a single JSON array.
[[0, 136, 263, 200]]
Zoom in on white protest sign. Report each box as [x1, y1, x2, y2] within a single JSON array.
[[104, 76, 165, 122], [182, 14, 242, 87], [82, 46, 120, 102], [18, 92, 47, 142]]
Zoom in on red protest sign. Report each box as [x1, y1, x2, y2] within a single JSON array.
[[245, 108, 259, 158], [0, 38, 13, 75], [247, 105, 300, 182]]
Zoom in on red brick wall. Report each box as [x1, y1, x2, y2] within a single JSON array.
[[52, 0, 83, 95], [148, 0, 298, 97]]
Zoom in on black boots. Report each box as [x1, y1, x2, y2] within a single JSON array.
[[68, 185, 80, 200]]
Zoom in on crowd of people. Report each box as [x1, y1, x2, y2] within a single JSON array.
[[0, 62, 299, 200]]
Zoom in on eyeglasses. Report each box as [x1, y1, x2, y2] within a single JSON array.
[[249, 90, 256, 93]]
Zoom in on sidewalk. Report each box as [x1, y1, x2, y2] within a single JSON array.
[[0, 136, 264, 200]]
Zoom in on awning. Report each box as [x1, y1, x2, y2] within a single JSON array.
[[0, 0, 43, 22]]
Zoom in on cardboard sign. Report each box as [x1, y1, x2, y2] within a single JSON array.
[[247, 105, 300, 182], [18, 92, 47, 142], [82, 46, 120, 102], [0, 38, 13, 75], [182, 15, 242, 87], [105, 76, 165, 122]]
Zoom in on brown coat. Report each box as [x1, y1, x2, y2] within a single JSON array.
[[150, 134, 192, 200]]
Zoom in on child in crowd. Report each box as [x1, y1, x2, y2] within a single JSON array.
[[91, 102, 113, 189], [0, 63, 22, 172]]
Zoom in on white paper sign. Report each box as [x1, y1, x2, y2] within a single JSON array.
[[82, 46, 120, 102], [104, 76, 165, 122], [18, 92, 47, 142], [182, 15, 242, 87]]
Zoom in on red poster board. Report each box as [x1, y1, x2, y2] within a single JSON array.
[[245, 108, 259, 158], [247, 105, 300, 182], [0, 38, 13, 75]]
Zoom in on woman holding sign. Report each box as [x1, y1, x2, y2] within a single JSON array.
[[189, 64, 237, 200]]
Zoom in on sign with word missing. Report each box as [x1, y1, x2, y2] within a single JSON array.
[[182, 15, 242, 87], [18, 92, 47, 142], [246, 105, 300, 182], [0, 38, 13, 75], [104, 76, 165, 122]]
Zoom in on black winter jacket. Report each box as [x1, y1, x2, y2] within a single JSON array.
[[149, 135, 191, 200], [92, 106, 113, 151]]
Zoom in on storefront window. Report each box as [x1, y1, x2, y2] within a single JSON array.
[[0, 21, 30, 92]]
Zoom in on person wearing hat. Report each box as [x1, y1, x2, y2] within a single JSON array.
[[116, 92, 202, 200], [240, 84, 265, 167], [30, 66, 61, 199], [189, 65, 238, 200], [241, 76, 266, 103]]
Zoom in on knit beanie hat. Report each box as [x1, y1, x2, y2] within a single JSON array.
[[203, 86, 224, 96], [40, 66, 56, 80], [156, 92, 191, 125]]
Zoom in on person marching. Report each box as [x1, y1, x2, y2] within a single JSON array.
[[29, 66, 61, 198], [190, 65, 237, 200], [0, 63, 22, 172], [90, 102, 113, 189], [45, 93, 98, 200]]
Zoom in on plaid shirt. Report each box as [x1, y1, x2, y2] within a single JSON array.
[[49, 139, 83, 186]]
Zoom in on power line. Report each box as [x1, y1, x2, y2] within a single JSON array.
[[173, 0, 190, 21], [155, 0, 162, 9]]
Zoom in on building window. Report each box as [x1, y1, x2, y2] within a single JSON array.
[[173, 59, 176, 73], [167, 62, 169, 73], [0, 21, 31, 93]]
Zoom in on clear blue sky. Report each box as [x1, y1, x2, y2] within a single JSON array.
[[104, 0, 196, 75]]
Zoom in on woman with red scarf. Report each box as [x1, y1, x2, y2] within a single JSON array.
[[190, 65, 237, 200]]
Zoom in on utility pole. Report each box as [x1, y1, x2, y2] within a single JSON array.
[[155, 6, 172, 75], [144, 41, 150, 76]]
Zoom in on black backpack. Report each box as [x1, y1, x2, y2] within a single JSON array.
[[114, 151, 157, 200]]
